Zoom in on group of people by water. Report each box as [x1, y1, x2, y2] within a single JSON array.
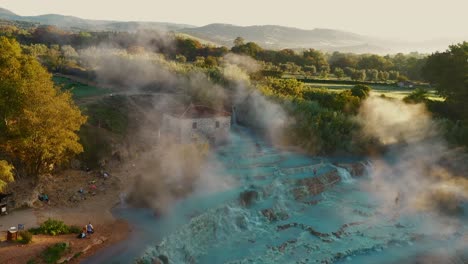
[[77, 222, 94, 239]]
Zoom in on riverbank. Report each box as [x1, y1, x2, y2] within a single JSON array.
[[0, 168, 132, 264], [0, 219, 130, 264]]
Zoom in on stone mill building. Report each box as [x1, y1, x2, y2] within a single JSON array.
[[161, 105, 231, 145]]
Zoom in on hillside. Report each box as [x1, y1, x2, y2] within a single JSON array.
[[0, 7, 463, 53], [0, 7, 193, 32], [0, 7, 388, 52], [179, 24, 366, 46], [0, 7, 17, 18]]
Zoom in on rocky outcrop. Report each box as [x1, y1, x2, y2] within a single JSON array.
[[153, 255, 169, 264], [334, 162, 367, 177], [57, 237, 108, 264], [239, 190, 259, 207], [277, 222, 330, 241], [261, 208, 289, 222], [292, 170, 341, 200]]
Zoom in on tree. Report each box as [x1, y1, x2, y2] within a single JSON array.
[[334, 67, 345, 79], [175, 54, 187, 63], [0, 160, 14, 192], [329, 52, 358, 69], [403, 88, 428, 104], [231, 42, 263, 58], [176, 38, 203, 61], [422, 42, 468, 118], [61, 45, 78, 59], [378, 71, 389, 81], [280, 62, 301, 74], [0, 37, 87, 176], [351, 84, 372, 99], [343, 67, 355, 77], [22, 44, 48, 58], [357, 54, 392, 70], [194, 56, 206, 67], [366, 69, 379, 81], [351, 70, 366, 81], [204, 56, 218, 67], [42, 44, 66, 72], [304, 65, 317, 76], [388, 70, 400, 80], [303, 49, 328, 70], [233, 37, 245, 47], [261, 78, 304, 98]]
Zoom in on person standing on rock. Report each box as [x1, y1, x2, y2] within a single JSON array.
[[87, 222, 94, 234]]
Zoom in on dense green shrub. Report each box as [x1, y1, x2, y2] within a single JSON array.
[[29, 219, 79, 236], [260, 77, 304, 98], [42, 242, 69, 264], [284, 100, 364, 154], [302, 88, 361, 114], [18, 230, 33, 244], [350, 84, 372, 99], [403, 88, 428, 103], [256, 78, 371, 155]]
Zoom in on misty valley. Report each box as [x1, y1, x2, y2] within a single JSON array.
[[0, 3, 467, 264]]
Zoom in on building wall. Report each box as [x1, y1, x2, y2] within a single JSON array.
[[180, 116, 231, 144], [162, 114, 231, 145], [162, 114, 182, 141]]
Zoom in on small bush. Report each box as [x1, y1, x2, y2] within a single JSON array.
[[351, 84, 371, 99], [29, 219, 77, 236], [42, 242, 69, 264], [403, 88, 428, 104], [18, 231, 33, 244]]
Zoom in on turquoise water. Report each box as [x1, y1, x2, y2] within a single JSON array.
[[84, 127, 467, 264]]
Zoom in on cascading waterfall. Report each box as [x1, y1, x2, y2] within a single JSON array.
[[91, 126, 466, 264], [362, 160, 374, 177], [332, 165, 354, 183]]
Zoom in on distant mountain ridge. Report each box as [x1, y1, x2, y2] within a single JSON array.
[[178, 23, 387, 53], [0, 7, 463, 53], [0, 7, 387, 53], [0, 7, 194, 32]]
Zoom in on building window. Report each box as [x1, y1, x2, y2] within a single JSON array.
[[215, 121, 220, 128], [192, 122, 197, 129]]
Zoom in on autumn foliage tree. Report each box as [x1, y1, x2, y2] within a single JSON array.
[[0, 37, 86, 177], [0, 160, 14, 191]]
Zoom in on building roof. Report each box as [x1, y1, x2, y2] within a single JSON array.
[[168, 105, 231, 119]]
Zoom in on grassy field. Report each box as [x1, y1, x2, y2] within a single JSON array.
[[53, 76, 111, 99], [304, 82, 444, 101]]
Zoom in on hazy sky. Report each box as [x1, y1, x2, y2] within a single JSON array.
[[0, 0, 467, 41]]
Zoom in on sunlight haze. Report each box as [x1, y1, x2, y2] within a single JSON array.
[[0, 0, 467, 41]]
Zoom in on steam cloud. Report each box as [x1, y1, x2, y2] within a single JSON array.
[[222, 53, 288, 143], [77, 41, 288, 213], [358, 97, 468, 225]]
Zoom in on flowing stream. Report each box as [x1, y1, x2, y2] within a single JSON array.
[[84, 127, 467, 264]]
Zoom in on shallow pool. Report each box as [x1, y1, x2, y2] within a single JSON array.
[[84, 127, 467, 264]]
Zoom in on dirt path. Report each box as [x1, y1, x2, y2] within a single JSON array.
[[0, 209, 38, 232]]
